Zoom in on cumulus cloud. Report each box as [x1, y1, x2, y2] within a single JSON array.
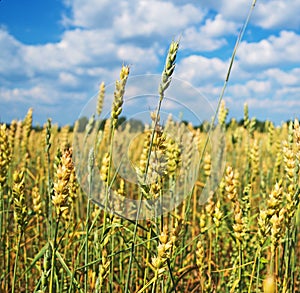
[[254, 0, 300, 29], [181, 14, 239, 51], [181, 27, 227, 51], [114, 1, 203, 38], [237, 31, 300, 69], [247, 97, 300, 116], [0, 29, 29, 79], [64, 0, 204, 33], [200, 0, 253, 22], [227, 79, 272, 99], [1, 86, 53, 104], [176, 55, 228, 84], [263, 68, 300, 86], [62, 0, 118, 28], [201, 14, 238, 37], [201, 0, 300, 30]]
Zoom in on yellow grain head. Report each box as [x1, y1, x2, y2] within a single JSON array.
[[267, 120, 275, 151], [233, 201, 245, 242], [100, 152, 110, 183], [267, 180, 283, 218], [294, 118, 300, 159], [199, 213, 207, 234], [13, 168, 28, 231], [166, 137, 181, 178], [225, 166, 239, 201], [270, 208, 285, 250], [68, 167, 79, 202], [32, 185, 42, 215], [139, 130, 151, 175], [263, 274, 276, 293], [250, 139, 259, 180], [8, 120, 17, 155], [0, 124, 11, 186], [218, 100, 228, 130], [196, 240, 205, 275], [52, 148, 73, 218], [203, 152, 211, 178], [21, 108, 33, 154], [213, 200, 223, 228], [97, 81, 105, 117], [257, 209, 270, 247], [243, 103, 249, 129]]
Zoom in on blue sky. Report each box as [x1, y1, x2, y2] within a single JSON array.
[[1, 0, 300, 126]]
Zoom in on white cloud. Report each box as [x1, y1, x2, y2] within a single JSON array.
[[181, 27, 227, 51], [58, 72, 79, 87], [114, 1, 203, 38], [246, 80, 272, 94], [176, 55, 228, 84], [276, 86, 300, 100], [22, 28, 118, 73], [199, 0, 300, 31], [227, 80, 271, 98], [116, 44, 159, 71], [64, 0, 204, 35], [263, 68, 300, 86], [201, 14, 238, 37], [254, 0, 300, 29], [238, 31, 300, 68], [1, 86, 54, 104], [247, 97, 300, 113], [62, 0, 118, 28], [227, 83, 250, 98], [0, 29, 29, 78], [181, 14, 239, 51], [201, 0, 253, 22], [63, 0, 205, 44]]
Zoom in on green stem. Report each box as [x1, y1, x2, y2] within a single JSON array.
[[85, 148, 94, 293], [290, 219, 297, 292], [124, 104, 163, 292], [238, 242, 243, 293], [125, 77, 164, 293], [151, 271, 158, 293], [167, 259, 176, 293], [12, 230, 23, 293], [110, 229, 115, 292], [24, 241, 28, 293], [248, 248, 259, 293], [215, 228, 219, 288], [126, 41, 180, 292], [125, 193, 143, 293], [101, 125, 115, 244], [49, 219, 59, 293], [143, 225, 151, 287], [85, 198, 91, 293], [46, 119, 53, 242], [255, 249, 261, 293]]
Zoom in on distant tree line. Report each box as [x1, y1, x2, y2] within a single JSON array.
[[1, 116, 295, 134]]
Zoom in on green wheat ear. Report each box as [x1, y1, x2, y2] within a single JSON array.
[[159, 40, 179, 100], [111, 65, 130, 128], [13, 169, 28, 231]]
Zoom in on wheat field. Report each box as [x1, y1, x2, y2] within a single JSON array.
[[0, 41, 299, 293]]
